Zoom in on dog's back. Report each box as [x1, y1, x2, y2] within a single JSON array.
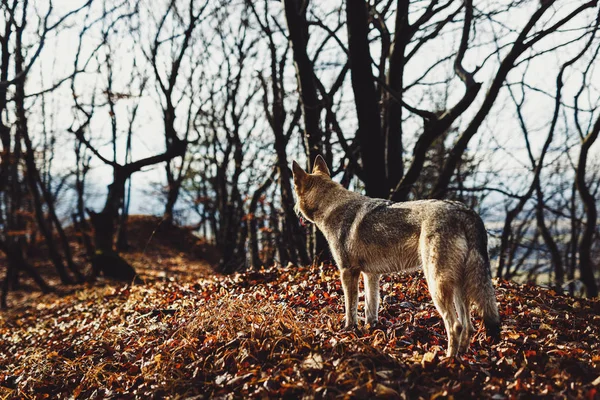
[[322, 199, 486, 272]]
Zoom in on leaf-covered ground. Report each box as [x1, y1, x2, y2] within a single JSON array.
[[1, 262, 600, 399]]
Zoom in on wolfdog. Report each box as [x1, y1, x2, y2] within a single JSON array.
[[292, 155, 500, 356]]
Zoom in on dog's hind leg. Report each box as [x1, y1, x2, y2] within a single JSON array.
[[340, 268, 360, 329], [363, 272, 380, 325], [431, 279, 462, 357], [454, 288, 473, 353], [421, 234, 463, 357]]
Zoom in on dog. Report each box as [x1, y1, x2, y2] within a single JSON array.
[[292, 155, 500, 356]]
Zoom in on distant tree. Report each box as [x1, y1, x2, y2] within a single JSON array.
[[184, 5, 267, 273], [246, 0, 311, 266], [575, 104, 600, 298], [69, 0, 188, 280], [145, 0, 208, 226], [0, 0, 91, 305]]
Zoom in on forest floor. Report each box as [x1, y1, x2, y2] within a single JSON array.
[[1, 218, 600, 399]]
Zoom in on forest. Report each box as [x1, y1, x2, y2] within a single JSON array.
[[1, 0, 600, 398]]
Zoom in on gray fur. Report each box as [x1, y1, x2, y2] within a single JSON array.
[[292, 156, 501, 357]]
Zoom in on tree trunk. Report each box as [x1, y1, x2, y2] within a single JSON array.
[[283, 0, 323, 164], [88, 174, 137, 282], [346, 0, 386, 198], [283, 0, 327, 262], [16, 99, 73, 284], [575, 114, 600, 298], [383, 0, 409, 190], [311, 226, 329, 263], [248, 170, 275, 269], [163, 180, 181, 226], [568, 182, 579, 296], [497, 208, 521, 279], [271, 120, 309, 265], [116, 176, 132, 252], [0, 239, 52, 308], [74, 143, 94, 258], [25, 135, 84, 282], [535, 188, 564, 293], [217, 201, 247, 274], [116, 212, 130, 252]]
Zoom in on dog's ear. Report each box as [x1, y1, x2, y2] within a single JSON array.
[[292, 160, 308, 188], [312, 154, 330, 177]]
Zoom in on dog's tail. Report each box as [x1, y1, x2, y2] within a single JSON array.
[[479, 279, 501, 342], [466, 218, 501, 342]]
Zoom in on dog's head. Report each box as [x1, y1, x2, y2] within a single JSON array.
[[291, 155, 332, 224]]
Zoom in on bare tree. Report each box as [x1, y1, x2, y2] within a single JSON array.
[[0, 0, 92, 303], [246, 0, 311, 266], [575, 111, 600, 298], [145, 0, 208, 225], [69, 0, 188, 280]]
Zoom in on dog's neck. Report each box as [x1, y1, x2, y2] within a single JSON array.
[[310, 181, 362, 225]]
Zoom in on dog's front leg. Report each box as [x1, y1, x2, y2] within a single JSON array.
[[363, 272, 380, 325], [340, 268, 360, 329]]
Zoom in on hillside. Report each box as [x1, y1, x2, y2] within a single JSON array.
[[117, 215, 219, 281], [1, 261, 599, 399], [0, 215, 218, 307]]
